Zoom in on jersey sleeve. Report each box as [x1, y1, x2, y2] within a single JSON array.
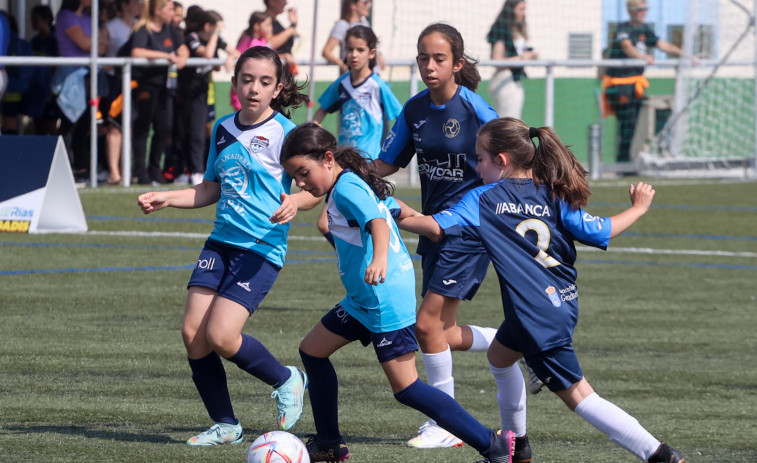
[[559, 201, 611, 249], [432, 186, 487, 240], [130, 26, 150, 49], [317, 78, 342, 113], [378, 109, 415, 168], [329, 20, 349, 41], [383, 196, 402, 219], [461, 87, 499, 123], [378, 79, 403, 121], [204, 118, 223, 182], [332, 176, 384, 230]]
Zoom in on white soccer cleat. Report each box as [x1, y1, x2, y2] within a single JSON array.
[[520, 358, 544, 394], [406, 420, 464, 449]]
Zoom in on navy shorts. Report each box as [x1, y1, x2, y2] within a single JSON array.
[[187, 239, 280, 314], [519, 344, 584, 393], [321, 303, 419, 363], [422, 248, 490, 300]]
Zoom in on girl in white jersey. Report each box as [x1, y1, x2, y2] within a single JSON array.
[[281, 122, 516, 463], [138, 46, 320, 447]]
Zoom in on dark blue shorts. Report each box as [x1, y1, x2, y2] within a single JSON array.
[[187, 239, 280, 314], [518, 344, 584, 393], [321, 304, 419, 363], [422, 248, 489, 300]]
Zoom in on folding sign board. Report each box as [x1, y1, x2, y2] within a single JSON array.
[[0, 136, 87, 233]]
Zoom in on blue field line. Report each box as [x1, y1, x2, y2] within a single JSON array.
[[88, 216, 312, 227], [622, 232, 757, 242], [589, 202, 757, 213], [2, 255, 753, 276], [0, 241, 337, 255]]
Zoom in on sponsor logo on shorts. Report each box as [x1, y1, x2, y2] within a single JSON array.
[[377, 337, 392, 347], [335, 304, 350, 324], [442, 279, 457, 286], [236, 281, 251, 292], [545, 286, 561, 307], [544, 376, 552, 384], [196, 257, 216, 270]]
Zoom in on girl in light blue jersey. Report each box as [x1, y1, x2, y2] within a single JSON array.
[[138, 46, 320, 447], [400, 117, 686, 463], [313, 25, 402, 248], [280, 122, 515, 463]]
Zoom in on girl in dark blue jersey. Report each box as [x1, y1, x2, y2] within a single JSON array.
[[373, 22, 533, 450], [401, 117, 686, 463]]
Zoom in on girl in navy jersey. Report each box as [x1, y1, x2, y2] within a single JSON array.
[[138, 46, 319, 447], [373, 23, 527, 450], [401, 117, 686, 463], [280, 122, 515, 463]]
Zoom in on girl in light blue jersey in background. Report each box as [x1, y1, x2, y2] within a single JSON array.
[[280, 122, 515, 463], [313, 25, 402, 247], [138, 46, 320, 447], [401, 117, 686, 463]]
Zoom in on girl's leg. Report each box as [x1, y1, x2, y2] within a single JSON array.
[[487, 339, 528, 438], [415, 291, 461, 398], [386, 353, 505, 456], [182, 287, 237, 426], [299, 322, 352, 443], [557, 378, 664, 461]]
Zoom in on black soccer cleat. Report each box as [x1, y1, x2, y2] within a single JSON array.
[[513, 434, 533, 463], [478, 429, 515, 463], [647, 442, 686, 463], [305, 434, 350, 462]]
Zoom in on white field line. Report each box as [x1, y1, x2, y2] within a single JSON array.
[[86, 230, 757, 259]]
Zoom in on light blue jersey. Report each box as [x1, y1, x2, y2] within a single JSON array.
[[328, 171, 416, 332], [318, 72, 402, 159], [204, 111, 295, 268]]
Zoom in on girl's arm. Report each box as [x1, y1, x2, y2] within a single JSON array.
[[269, 191, 322, 224], [396, 215, 443, 242], [609, 182, 655, 238], [372, 159, 400, 177], [312, 107, 328, 125], [322, 36, 348, 73], [137, 180, 221, 214], [364, 218, 389, 285], [63, 24, 95, 52], [393, 199, 422, 220]]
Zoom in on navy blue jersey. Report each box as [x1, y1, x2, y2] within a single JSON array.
[[379, 86, 497, 253], [434, 179, 612, 355]]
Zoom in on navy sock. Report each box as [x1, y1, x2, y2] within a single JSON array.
[[188, 352, 236, 424], [394, 378, 491, 452], [322, 232, 336, 249], [300, 349, 341, 442], [228, 334, 291, 387]]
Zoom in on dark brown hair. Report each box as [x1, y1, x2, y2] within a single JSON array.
[[417, 23, 481, 91], [344, 25, 378, 70], [478, 118, 591, 209], [281, 123, 394, 200], [233, 46, 309, 118]]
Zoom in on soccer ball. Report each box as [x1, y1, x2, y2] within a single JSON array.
[[246, 431, 310, 463]]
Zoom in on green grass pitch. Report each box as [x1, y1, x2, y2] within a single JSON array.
[[1, 179, 756, 462]]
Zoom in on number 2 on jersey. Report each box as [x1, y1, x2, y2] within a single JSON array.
[[515, 219, 561, 268]]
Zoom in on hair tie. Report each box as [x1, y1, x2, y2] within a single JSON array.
[[529, 127, 539, 139]]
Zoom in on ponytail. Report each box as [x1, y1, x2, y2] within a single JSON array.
[[281, 123, 394, 200], [478, 118, 591, 209]]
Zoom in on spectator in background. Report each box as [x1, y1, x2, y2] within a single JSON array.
[[322, 0, 385, 75], [55, 0, 109, 181], [603, 0, 697, 162], [28, 5, 60, 136], [263, 0, 298, 74], [486, 0, 538, 120], [0, 11, 33, 136], [101, 0, 140, 184], [0, 11, 9, 127], [175, 8, 238, 185], [130, 0, 188, 185], [172, 1, 184, 31]]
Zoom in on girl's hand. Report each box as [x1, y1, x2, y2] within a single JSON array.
[[629, 182, 655, 212], [137, 192, 168, 214], [287, 8, 298, 26], [364, 258, 387, 286], [270, 192, 298, 224]]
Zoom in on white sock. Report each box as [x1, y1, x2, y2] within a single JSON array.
[[489, 363, 527, 437], [422, 348, 454, 398], [574, 392, 661, 460], [467, 325, 497, 352]]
